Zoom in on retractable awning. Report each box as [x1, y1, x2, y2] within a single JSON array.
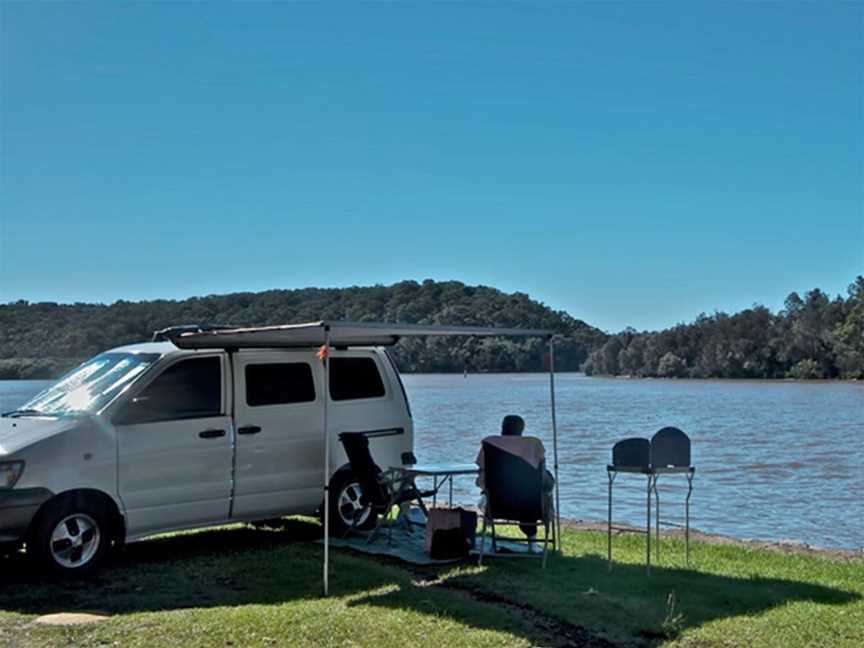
[[172, 320, 553, 349], [175, 319, 559, 597]]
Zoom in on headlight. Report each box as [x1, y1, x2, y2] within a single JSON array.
[[0, 461, 25, 489]]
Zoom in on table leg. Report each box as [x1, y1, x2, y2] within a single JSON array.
[[685, 471, 694, 567], [646, 475, 652, 576], [449, 475, 454, 506], [607, 471, 615, 570], [654, 475, 660, 563], [432, 476, 438, 509]]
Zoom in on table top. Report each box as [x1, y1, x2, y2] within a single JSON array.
[[397, 463, 479, 476], [607, 464, 695, 475]]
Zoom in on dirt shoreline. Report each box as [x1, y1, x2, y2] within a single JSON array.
[[566, 519, 863, 561]]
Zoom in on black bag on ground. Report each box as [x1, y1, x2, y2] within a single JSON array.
[[460, 508, 477, 549], [426, 507, 477, 559]]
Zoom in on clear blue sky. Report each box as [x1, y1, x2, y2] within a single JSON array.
[[1, 2, 861, 332]]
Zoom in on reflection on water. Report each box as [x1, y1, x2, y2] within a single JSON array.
[[2, 375, 862, 550]]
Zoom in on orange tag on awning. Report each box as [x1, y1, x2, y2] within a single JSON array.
[[316, 345, 329, 361]]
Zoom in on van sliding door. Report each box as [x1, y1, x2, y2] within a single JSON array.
[[231, 351, 325, 519]]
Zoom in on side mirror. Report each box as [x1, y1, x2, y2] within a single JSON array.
[[113, 396, 151, 426]]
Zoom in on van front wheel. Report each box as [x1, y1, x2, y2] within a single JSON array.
[[29, 496, 112, 578], [326, 472, 377, 536]]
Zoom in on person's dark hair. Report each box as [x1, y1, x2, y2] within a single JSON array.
[[501, 415, 525, 436]]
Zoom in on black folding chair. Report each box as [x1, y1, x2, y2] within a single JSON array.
[[649, 426, 695, 566], [338, 432, 433, 544], [478, 440, 553, 568], [607, 428, 695, 573]]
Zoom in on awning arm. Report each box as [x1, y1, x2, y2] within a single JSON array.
[[548, 336, 561, 551], [322, 326, 331, 596]]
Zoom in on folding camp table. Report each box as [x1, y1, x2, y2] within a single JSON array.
[[395, 463, 480, 508]]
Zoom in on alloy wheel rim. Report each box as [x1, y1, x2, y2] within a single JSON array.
[[50, 514, 101, 568], [337, 482, 371, 528]]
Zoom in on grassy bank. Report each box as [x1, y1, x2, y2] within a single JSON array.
[[0, 520, 861, 647]]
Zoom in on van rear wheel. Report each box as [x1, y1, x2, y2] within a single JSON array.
[[29, 496, 113, 578], [326, 471, 377, 536]]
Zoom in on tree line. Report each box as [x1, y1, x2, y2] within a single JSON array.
[[582, 277, 863, 379], [1, 277, 860, 380], [0, 280, 603, 379]]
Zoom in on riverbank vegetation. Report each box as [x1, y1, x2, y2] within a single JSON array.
[[1, 277, 861, 379], [583, 277, 864, 379], [1, 520, 861, 647], [0, 280, 602, 378]]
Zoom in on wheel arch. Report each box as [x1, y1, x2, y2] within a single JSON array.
[[27, 488, 126, 546], [330, 462, 353, 482], [318, 463, 353, 515]]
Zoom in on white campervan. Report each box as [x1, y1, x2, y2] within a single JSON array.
[[0, 333, 413, 575]]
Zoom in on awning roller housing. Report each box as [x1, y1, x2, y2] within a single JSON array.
[[173, 320, 553, 349]]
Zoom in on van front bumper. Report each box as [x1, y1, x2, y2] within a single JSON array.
[[0, 487, 53, 546]]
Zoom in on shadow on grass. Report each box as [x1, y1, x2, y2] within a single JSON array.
[[0, 518, 594, 647], [0, 520, 859, 646], [0, 519, 334, 613], [414, 549, 862, 642]]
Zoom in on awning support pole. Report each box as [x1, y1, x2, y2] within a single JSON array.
[[548, 336, 561, 551], [322, 326, 331, 596]]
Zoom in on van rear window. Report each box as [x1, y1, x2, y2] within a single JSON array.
[[329, 357, 386, 401], [246, 363, 316, 406]]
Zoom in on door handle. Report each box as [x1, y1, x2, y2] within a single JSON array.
[[237, 425, 262, 436], [198, 429, 226, 439]]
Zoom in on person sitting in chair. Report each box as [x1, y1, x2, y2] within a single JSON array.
[[475, 415, 555, 552]]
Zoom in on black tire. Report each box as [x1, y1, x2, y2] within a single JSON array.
[[28, 495, 114, 578], [324, 470, 378, 536]]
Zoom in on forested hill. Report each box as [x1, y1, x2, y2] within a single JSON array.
[[0, 281, 605, 378], [583, 277, 864, 380], [2, 278, 861, 380]]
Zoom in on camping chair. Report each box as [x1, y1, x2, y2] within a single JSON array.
[[338, 432, 434, 544], [649, 427, 695, 566], [607, 429, 695, 574], [478, 440, 553, 568]]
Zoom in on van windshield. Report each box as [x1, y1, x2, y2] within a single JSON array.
[[14, 352, 161, 417]]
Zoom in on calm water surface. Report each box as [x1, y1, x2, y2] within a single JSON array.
[[403, 374, 863, 551], [2, 376, 861, 550]]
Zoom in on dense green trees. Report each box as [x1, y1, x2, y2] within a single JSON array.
[[582, 277, 864, 379], [2, 278, 860, 380], [0, 280, 603, 377]]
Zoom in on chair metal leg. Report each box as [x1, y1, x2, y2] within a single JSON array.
[[478, 516, 487, 566], [413, 492, 429, 518], [685, 471, 694, 567], [366, 513, 384, 545], [342, 515, 360, 540], [403, 510, 413, 534], [542, 519, 549, 569], [654, 475, 661, 563], [490, 520, 498, 554], [607, 471, 615, 570], [646, 474, 652, 576]]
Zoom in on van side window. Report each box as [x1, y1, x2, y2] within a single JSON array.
[[132, 357, 222, 422], [329, 357, 386, 401], [246, 363, 316, 406]]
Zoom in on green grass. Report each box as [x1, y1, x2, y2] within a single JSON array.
[[0, 519, 861, 648], [444, 526, 864, 647]]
